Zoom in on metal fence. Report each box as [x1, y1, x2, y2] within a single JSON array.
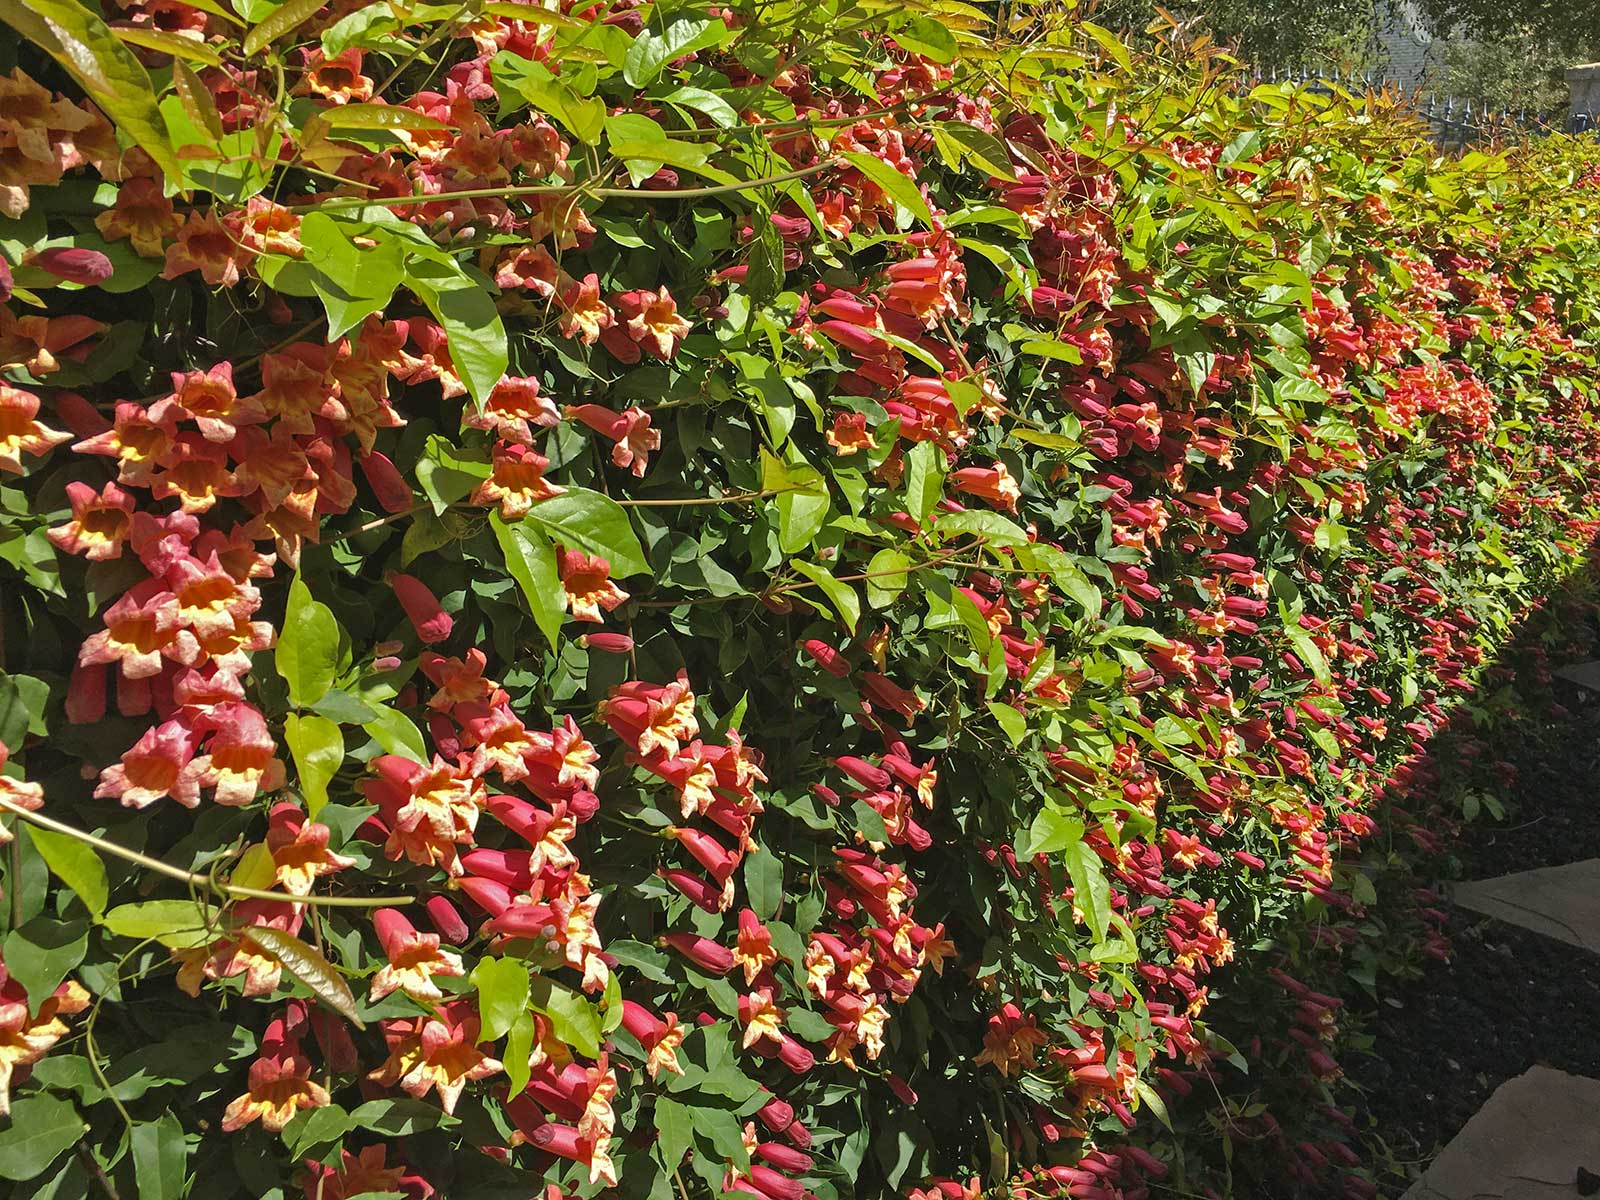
[[1243, 65, 1596, 148]]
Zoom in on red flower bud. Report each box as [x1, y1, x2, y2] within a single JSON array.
[[359, 450, 414, 513], [424, 894, 470, 944], [662, 932, 734, 974], [389, 572, 453, 644], [27, 247, 114, 285], [579, 632, 634, 653]]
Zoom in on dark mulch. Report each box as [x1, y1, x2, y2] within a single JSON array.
[[1347, 686, 1600, 1197]]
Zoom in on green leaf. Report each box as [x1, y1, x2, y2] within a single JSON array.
[[935, 510, 1030, 546], [529, 975, 600, 1057], [0, 1095, 87, 1181], [893, 15, 958, 63], [0, 671, 47, 749], [243, 0, 325, 55], [405, 255, 509, 408], [791, 561, 860, 633], [285, 713, 343, 818], [761, 452, 829, 555], [850, 799, 889, 845], [131, 1113, 188, 1200], [362, 703, 427, 760], [0, 0, 181, 183], [932, 122, 1015, 179], [2, 918, 87, 1003], [103, 899, 220, 949], [1021, 808, 1081, 858], [472, 956, 531, 1043], [986, 700, 1027, 747], [1064, 839, 1112, 942], [283, 1103, 351, 1157], [662, 86, 739, 128], [1283, 622, 1331, 685], [245, 926, 365, 1030], [691, 1105, 751, 1170], [744, 217, 786, 305], [279, 573, 340, 708], [492, 513, 564, 649], [296, 212, 407, 340], [24, 824, 107, 918], [904, 441, 944, 522], [841, 152, 933, 227], [622, 17, 728, 87], [504, 1010, 536, 1100], [313, 103, 451, 132], [742, 845, 781, 921], [114, 23, 222, 62], [348, 1098, 453, 1137], [864, 548, 912, 609], [526, 487, 648, 577], [654, 1096, 694, 1171]]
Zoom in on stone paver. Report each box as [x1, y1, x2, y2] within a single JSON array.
[[1452, 859, 1600, 956], [1554, 660, 1600, 692], [1401, 1066, 1600, 1199]]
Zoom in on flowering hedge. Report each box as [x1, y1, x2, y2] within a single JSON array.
[[1, 3, 1599, 1198]]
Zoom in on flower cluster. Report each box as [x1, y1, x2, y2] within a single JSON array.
[[0, 6, 1598, 1200]]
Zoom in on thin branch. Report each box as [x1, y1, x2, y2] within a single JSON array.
[[0, 797, 413, 907], [305, 161, 838, 212]]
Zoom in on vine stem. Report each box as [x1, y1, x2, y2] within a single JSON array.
[[0, 797, 413, 907], [303, 160, 837, 212]]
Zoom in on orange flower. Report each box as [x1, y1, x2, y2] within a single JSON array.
[[948, 462, 1021, 511], [826, 410, 877, 456], [551, 891, 607, 990], [72, 401, 176, 484], [557, 273, 614, 346], [297, 49, 373, 105], [492, 245, 560, 296], [163, 209, 252, 286], [0, 383, 69, 474], [150, 363, 266, 443], [738, 987, 785, 1048], [79, 579, 201, 680], [0, 68, 95, 218], [240, 196, 303, 257], [302, 1145, 432, 1200], [368, 1002, 503, 1114], [149, 431, 244, 513], [0, 974, 90, 1115], [94, 719, 202, 809], [419, 648, 498, 710], [973, 1002, 1047, 1077], [369, 907, 465, 1002], [558, 550, 627, 622], [95, 176, 181, 256], [567, 404, 660, 477], [232, 424, 312, 509], [621, 287, 692, 359], [186, 703, 288, 807], [221, 1048, 330, 1132], [2, 309, 79, 376], [362, 754, 484, 876], [472, 442, 564, 519], [48, 480, 134, 560], [191, 900, 304, 997], [734, 908, 779, 985], [264, 803, 352, 891], [248, 344, 341, 434], [466, 375, 560, 445], [0, 743, 43, 839]]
